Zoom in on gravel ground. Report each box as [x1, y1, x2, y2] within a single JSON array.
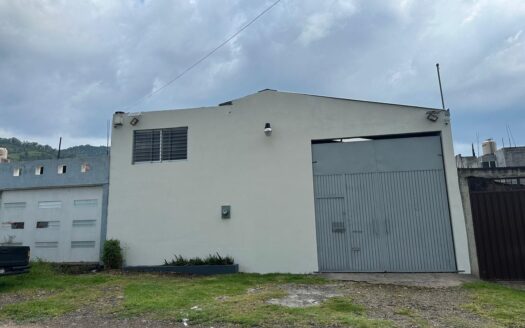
[[341, 282, 491, 327], [0, 280, 501, 328], [263, 282, 493, 327]]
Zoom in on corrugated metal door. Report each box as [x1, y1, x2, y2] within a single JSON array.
[[312, 135, 457, 272]]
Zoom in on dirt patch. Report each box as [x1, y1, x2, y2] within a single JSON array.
[[266, 284, 343, 307], [262, 281, 496, 327], [0, 290, 54, 310], [322, 272, 477, 288], [342, 282, 495, 327], [0, 280, 498, 327]]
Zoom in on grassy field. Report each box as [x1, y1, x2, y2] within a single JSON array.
[[463, 282, 525, 327], [0, 263, 387, 327], [0, 263, 523, 327]]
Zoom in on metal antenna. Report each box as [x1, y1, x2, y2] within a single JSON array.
[[106, 120, 110, 156], [508, 125, 517, 147], [57, 137, 62, 159], [506, 124, 512, 148], [476, 132, 480, 157], [436, 63, 446, 110]]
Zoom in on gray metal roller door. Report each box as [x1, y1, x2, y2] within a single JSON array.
[[312, 135, 457, 272]]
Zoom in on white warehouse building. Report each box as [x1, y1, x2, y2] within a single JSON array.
[[107, 90, 470, 274]]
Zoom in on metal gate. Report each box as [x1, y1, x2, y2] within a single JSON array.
[[312, 135, 457, 272], [469, 177, 525, 280]]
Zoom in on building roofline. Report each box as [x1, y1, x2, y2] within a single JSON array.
[[0, 155, 109, 166], [258, 89, 445, 111], [118, 89, 446, 116]]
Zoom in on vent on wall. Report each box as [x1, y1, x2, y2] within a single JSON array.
[[71, 241, 96, 248], [3, 202, 26, 209], [74, 199, 98, 207], [72, 220, 96, 227], [35, 241, 58, 248], [38, 201, 62, 209]]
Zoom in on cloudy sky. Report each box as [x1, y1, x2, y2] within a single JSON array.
[[0, 0, 524, 154]]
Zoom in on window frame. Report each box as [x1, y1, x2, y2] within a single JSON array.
[[132, 127, 188, 164], [81, 163, 90, 173], [58, 164, 67, 174], [36, 221, 49, 229], [35, 165, 44, 175], [11, 222, 25, 229], [36, 221, 60, 229]]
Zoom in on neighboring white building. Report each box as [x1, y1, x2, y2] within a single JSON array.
[[0, 157, 109, 263], [456, 139, 525, 168], [107, 90, 470, 274], [0, 148, 9, 163]]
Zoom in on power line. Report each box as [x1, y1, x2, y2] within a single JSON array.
[[126, 0, 283, 110]]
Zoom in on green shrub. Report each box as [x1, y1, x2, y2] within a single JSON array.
[[163, 253, 234, 266], [102, 239, 123, 269]]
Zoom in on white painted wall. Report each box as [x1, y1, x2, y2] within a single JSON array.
[[107, 90, 471, 274], [0, 186, 104, 262]]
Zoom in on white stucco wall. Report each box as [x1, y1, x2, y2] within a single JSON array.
[[107, 90, 471, 274], [0, 186, 104, 262]]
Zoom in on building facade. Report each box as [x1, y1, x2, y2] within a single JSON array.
[[107, 90, 470, 274], [495, 146, 525, 167], [456, 139, 525, 168], [0, 156, 109, 263]]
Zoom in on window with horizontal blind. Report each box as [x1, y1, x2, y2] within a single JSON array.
[[162, 127, 188, 161], [132, 127, 187, 163]]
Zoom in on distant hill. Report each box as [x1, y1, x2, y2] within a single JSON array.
[[0, 137, 109, 162]]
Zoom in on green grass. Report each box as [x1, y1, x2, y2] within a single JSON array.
[[0, 261, 114, 293], [120, 273, 388, 327], [0, 262, 388, 327], [463, 281, 525, 327], [0, 262, 117, 321], [393, 307, 429, 327]]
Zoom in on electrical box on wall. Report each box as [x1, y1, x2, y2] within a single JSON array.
[[221, 205, 231, 219]]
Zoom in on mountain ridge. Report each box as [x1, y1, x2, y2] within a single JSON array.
[[0, 137, 109, 162]]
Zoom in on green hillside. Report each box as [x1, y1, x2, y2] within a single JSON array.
[[0, 137, 108, 162]]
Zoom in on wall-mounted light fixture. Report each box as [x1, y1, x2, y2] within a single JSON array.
[[128, 112, 142, 126], [130, 117, 139, 126], [426, 111, 440, 122], [264, 123, 272, 136]]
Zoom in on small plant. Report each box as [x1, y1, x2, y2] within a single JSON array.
[[163, 252, 234, 266], [102, 239, 123, 269]]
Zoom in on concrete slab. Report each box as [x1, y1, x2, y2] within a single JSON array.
[[321, 273, 479, 288]]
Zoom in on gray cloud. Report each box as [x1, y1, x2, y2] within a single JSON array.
[[0, 0, 524, 151]]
